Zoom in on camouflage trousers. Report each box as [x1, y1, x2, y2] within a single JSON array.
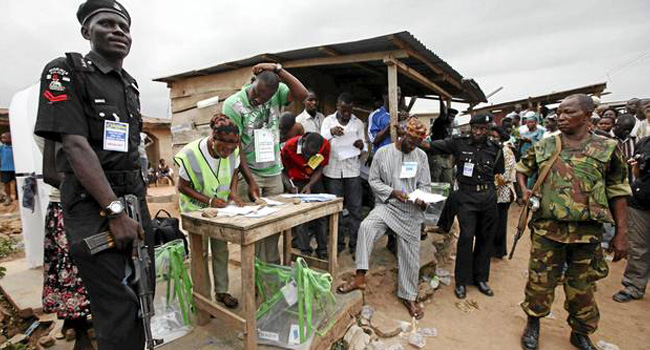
[[521, 233, 603, 334]]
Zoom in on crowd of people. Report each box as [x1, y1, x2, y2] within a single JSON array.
[[25, 1, 649, 350]]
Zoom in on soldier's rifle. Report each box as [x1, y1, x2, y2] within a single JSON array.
[[509, 134, 562, 260]]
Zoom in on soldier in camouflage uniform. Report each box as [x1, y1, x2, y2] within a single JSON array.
[[515, 94, 631, 350]]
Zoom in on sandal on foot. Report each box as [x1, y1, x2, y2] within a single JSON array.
[[216, 293, 239, 309], [336, 280, 365, 294], [401, 299, 424, 320]]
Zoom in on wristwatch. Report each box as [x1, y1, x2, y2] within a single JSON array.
[[274, 63, 283, 74], [100, 200, 125, 218]]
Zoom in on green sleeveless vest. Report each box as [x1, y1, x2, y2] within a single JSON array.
[[174, 138, 239, 213]]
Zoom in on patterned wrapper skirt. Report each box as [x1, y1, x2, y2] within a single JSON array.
[[42, 202, 91, 319]]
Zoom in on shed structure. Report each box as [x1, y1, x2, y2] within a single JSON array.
[[472, 82, 608, 123], [155, 31, 486, 155]]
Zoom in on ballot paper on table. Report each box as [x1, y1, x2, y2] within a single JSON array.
[[215, 205, 260, 217], [245, 206, 281, 218], [280, 193, 337, 202], [260, 197, 285, 206], [408, 189, 446, 204], [331, 133, 361, 160]]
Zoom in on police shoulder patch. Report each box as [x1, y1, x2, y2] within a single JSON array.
[[43, 64, 72, 103]]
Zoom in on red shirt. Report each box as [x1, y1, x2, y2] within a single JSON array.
[[281, 135, 330, 181]]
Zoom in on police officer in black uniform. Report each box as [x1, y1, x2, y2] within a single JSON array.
[[426, 114, 504, 299], [34, 1, 153, 349]]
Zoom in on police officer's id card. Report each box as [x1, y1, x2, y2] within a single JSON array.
[[254, 128, 275, 163], [463, 162, 474, 177], [400, 161, 418, 178], [103, 120, 129, 152]]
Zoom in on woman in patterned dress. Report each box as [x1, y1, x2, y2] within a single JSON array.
[[41, 139, 94, 350], [491, 126, 517, 258]]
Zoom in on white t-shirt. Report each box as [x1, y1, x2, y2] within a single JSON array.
[[632, 119, 650, 140], [178, 137, 240, 181]]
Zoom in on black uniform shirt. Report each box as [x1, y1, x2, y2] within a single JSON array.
[[35, 51, 142, 173], [428, 135, 504, 185]]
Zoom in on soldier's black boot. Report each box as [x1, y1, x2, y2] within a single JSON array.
[[521, 316, 540, 350], [569, 331, 597, 350]]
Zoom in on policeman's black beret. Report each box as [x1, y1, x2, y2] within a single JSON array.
[[77, 0, 131, 25], [469, 113, 492, 125]]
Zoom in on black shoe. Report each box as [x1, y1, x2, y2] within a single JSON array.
[[569, 331, 597, 350], [300, 250, 313, 257], [455, 285, 466, 299], [476, 282, 494, 297], [521, 316, 540, 350], [612, 290, 638, 303], [316, 251, 328, 260]]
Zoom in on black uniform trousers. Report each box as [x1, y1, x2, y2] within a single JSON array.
[[293, 179, 328, 256], [454, 187, 498, 286], [61, 171, 154, 350], [493, 202, 512, 258]]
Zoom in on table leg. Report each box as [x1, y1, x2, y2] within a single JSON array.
[[283, 229, 292, 266], [328, 212, 339, 277], [241, 244, 257, 350], [189, 232, 210, 325]]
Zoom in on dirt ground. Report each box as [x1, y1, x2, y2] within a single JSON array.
[[2, 185, 649, 349], [353, 204, 650, 350]]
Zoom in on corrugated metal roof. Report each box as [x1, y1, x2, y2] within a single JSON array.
[[472, 83, 607, 114], [154, 31, 486, 103]]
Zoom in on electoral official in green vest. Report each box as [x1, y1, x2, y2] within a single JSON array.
[[174, 115, 242, 308]]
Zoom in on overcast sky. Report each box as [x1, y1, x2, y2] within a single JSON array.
[[1, 0, 649, 117]]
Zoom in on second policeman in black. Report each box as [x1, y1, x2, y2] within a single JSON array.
[[426, 114, 504, 299]]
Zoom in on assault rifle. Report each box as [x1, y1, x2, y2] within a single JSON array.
[[83, 195, 163, 349], [509, 134, 562, 260]]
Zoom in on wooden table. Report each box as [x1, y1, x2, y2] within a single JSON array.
[[181, 197, 343, 350]]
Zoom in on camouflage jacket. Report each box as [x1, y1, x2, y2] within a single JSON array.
[[516, 133, 631, 243]]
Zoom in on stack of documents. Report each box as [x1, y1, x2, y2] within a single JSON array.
[[280, 194, 337, 202], [408, 189, 446, 204]]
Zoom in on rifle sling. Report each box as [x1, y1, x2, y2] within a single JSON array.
[[517, 134, 563, 230]]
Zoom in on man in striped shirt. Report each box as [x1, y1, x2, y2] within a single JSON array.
[[337, 118, 430, 320]]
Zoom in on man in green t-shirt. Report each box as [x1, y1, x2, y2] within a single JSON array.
[[223, 62, 307, 263]]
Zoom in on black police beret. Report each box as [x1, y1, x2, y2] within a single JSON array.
[[77, 0, 131, 25], [469, 114, 492, 125]]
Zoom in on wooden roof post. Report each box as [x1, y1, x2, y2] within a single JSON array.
[[386, 57, 399, 142]]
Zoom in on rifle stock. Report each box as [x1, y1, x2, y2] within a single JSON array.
[[508, 200, 530, 259]]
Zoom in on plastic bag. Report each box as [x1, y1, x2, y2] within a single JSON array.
[[153, 240, 194, 326], [255, 258, 337, 349]]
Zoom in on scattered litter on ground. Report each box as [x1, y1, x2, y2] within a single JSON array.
[[455, 299, 480, 313], [417, 327, 437, 337], [438, 276, 452, 286], [343, 325, 370, 350], [435, 268, 450, 277], [597, 340, 620, 350], [408, 332, 426, 348], [398, 320, 411, 333], [361, 305, 375, 321], [430, 276, 440, 289], [365, 339, 388, 350]]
